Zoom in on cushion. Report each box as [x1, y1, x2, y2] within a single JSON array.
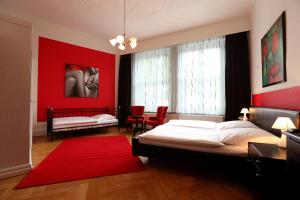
[[145, 120, 160, 126], [216, 120, 258, 130], [92, 114, 116, 120], [127, 118, 144, 123]]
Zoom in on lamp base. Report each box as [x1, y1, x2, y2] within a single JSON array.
[[243, 113, 248, 121], [278, 134, 287, 148]]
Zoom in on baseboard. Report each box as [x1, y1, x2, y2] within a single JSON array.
[[0, 163, 32, 179], [33, 122, 47, 136]]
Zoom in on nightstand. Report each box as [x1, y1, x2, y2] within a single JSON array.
[[247, 142, 289, 199], [286, 132, 300, 177], [247, 142, 286, 177]]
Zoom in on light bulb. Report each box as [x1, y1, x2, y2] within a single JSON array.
[[118, 43, 125, 50], [129, 37, 137, 43], [130, 41, 137, 49], [109, 38, 117, 46], [116, 35, 124, 43]]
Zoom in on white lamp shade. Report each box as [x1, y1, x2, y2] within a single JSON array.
[[118, 43, 125, 50], [272, 117, 296, 131], [109, 38, 117, 46], [240, 108, 249, 114], [129, 37, 137, 43], [116, 35, 124, 43], [130, 41, 137, 49]]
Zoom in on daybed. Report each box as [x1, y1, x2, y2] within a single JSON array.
[[47, 107, 120, 141], [132, 107, 300, 158]]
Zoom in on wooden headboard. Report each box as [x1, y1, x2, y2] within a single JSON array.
[[249, 107, 300, 137]]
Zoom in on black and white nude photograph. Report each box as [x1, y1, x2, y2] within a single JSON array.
[[65, 64, 99, 98]]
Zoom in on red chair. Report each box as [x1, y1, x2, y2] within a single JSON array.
[[144, 106, 168, 130], [126, 106, 145, 135]]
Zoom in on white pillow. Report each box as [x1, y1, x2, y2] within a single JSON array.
[[216, 120, 258, 130], [218, 128, 280, 146], [166, 120, 217, 129], [92, 114, 116, 120]]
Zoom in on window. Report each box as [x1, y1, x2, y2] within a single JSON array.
[[132, 37, 225, 115], [132, 48, 171, 112], [177, 37, 225, 115]]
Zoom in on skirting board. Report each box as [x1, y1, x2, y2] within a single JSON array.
[[0, 163, 32, 179], [33, 122, 47, 136]]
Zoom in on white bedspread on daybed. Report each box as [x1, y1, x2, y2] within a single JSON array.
[[137, 120, 280, 157], [53, 114, 118, 131]]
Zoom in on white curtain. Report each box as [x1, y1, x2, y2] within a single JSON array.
[[132, 48, 171, 112], [177, 37, 225, 115]]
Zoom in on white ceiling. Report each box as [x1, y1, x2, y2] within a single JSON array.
[[0, 0, 254, 40]]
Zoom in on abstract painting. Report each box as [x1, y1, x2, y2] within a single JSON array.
[[261, 12, 286, 87], [65, 64, 99, 98]]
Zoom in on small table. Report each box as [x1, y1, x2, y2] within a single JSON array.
[[285, 131, 300, 177], [248, 142, 286, 177], [247, 142, 288, 198], [132, 114, 144, 136]]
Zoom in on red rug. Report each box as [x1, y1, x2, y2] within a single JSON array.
[[16, 135, 144, 189]]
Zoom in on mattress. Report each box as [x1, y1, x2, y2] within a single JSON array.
[[139, 139, 248, 157], [53, 116, 98, 129], [53, 116, 118, 131]]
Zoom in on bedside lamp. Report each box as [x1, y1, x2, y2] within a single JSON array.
[[240, 108, 249, 121], [272, 117, 296, 148]]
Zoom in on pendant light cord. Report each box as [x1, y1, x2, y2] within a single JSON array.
[[123, 0, 126, 37]]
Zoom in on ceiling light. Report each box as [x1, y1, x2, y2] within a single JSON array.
[[118, 43, 125, 50], [109, 0, 138, 50], [116, 35, 124, 43], [130, 41, 137, 49], [109, 39, 117, 46]]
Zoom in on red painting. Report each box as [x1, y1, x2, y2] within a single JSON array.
[[261, 12, 286, 87]]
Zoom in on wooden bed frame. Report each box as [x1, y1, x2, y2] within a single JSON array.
[[132, 107, 300, 159], [47, 107, 120, 141]]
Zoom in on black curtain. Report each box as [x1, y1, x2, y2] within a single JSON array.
[[118, 54, 132, 126], [225, 32, 251, 121]]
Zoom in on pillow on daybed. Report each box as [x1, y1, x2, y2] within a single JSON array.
[[92, 114, 116, 120], [216, 120, 258, 130]]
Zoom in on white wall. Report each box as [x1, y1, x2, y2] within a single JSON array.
[[0, 14, 32, 178], [250, 0, 300, 94], [122, 17, 250, 54]]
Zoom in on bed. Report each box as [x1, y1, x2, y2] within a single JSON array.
[[47, 107, 120, 141], [132, 107, 300, 158]]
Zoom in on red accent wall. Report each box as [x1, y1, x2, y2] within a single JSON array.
[[37, 37, 116, 122], [252, 86, 300, 110]]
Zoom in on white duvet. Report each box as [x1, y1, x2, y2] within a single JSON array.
[[138, 125, 224, 147], [53, 116, 118, 129], [138, 120, 280, 148]]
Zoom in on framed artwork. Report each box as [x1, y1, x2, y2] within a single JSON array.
[[261, 12, 286, 87], [65, 64, 99, 98]]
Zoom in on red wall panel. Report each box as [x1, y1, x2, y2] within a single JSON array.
[[252, 86, 300, 110], [37, 37, 116, 122]]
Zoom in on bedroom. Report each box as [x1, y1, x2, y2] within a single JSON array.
[[0, 0, 300, 199]]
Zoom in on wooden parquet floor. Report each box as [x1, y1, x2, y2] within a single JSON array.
[[0, 128, 260, 200]]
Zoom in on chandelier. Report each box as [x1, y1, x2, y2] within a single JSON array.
[[109, 0, 137, 50]]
